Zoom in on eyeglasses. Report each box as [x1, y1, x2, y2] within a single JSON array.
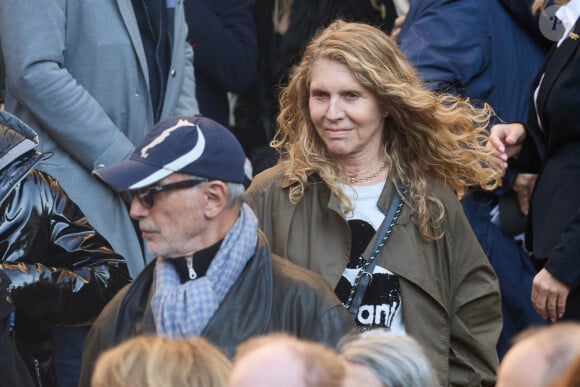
[[124, 178, 208, 209]]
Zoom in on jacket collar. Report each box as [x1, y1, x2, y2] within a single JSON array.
[[0, 152, 44, 204], [0, 112, 39, 171]]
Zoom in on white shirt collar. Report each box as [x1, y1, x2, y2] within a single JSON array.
[[556, 0, 580, 40]]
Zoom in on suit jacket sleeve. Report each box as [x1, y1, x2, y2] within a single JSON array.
[[0, 0, 136, 171], [398, 0, 486, 94], [545, 207, 580, 289]]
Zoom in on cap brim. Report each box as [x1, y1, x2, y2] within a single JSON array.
[[93, 159, 172, 191]]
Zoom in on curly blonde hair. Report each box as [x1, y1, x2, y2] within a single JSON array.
[[91, 335, 231, 387], [273, 20, 501, 240]]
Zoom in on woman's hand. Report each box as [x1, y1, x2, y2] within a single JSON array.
[[489, 123, 527, 170], [390, 13, 407, 42], [512, 173, 537, 216], [531, 268, 571, 322]]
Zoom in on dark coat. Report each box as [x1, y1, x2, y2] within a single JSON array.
[[398, 0, 551, 356], [511, 18, 580, 318], [185, 0, 258, 127], [79, 232, 354, 387], [399, 0, 547, 123], [0, 112, 131, 386], [0, 270, 34, 387]]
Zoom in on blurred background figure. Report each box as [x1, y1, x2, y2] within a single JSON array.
[[339, 330, 438, 387], [0, 111, 130, 385], [496, 322, 580, 387], [397, 0, 551, 358], [229, 333, 344, 387], [184, 0, 258, 128], [92, 335, 231, 387]]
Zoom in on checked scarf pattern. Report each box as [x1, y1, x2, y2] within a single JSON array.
[[151, 204, 258, 338]]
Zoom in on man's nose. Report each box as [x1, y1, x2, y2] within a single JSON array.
[[129, 196, 147, 219]]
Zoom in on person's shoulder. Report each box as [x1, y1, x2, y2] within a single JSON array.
[[424, 175, 461, 205], [17, 169, 57, 198], [88, 282, 130, 338], [28, 168, 57, 185], [421, 175, 469, 227], [245, 164, 290, 208], [269, 254, 338, 300], [247, 164, 286, 191]]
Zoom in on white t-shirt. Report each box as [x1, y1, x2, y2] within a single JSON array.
[[334, 183, 405, 334]]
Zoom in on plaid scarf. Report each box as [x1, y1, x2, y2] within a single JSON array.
[[151, 204, 258, 338]]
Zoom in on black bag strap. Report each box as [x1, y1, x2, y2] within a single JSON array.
[[344, 185, 406, 318]]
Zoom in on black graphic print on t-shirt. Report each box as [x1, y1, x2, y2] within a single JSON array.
[[335, 219, 403, 330]]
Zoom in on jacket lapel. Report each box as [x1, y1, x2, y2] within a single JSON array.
[[537, 18, 580, 113], [116, 0, 150, 87]]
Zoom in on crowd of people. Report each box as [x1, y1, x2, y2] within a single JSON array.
[[0, 0, 579, 386]]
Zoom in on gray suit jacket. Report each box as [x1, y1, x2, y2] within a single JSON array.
[[0, 0, 199, 276]]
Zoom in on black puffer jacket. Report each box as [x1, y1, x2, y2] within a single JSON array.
[[0, 111, 131, 386]]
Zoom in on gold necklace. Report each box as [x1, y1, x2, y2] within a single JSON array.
[[341, 161, 388, 184]]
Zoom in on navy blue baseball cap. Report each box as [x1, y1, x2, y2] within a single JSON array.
[[93, 116, 252, 191]]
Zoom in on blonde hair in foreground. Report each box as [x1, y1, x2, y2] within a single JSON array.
[[91, 335, 231, 387], [273, 20, 501, 240]]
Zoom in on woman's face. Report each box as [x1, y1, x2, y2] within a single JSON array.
[[308, 59, 385, 162]]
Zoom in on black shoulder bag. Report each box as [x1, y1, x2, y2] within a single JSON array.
[[344, 186, 406, 318]]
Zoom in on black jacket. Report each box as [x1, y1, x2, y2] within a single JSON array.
[[79, 232, 354, 386], [0, 112, 131, 385], [184, 0, 258, 127], [0, 270, 34, 387], [510, 18, 580, 318]]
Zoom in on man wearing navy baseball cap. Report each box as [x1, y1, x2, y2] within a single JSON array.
[[79, 116, 353, 386]]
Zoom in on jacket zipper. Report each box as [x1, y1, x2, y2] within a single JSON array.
[[186, 256, 197, 280], [33, 357, 43, 387]]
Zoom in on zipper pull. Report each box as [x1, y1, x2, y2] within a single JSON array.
[[186, 256, 197, 280]]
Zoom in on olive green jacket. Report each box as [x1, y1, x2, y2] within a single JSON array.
[[246, 164, 501, 387]]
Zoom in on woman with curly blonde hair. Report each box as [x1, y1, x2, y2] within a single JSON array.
[[246, 20, 502, 386]]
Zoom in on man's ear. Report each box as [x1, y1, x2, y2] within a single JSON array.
[[203, 181, 228, 219]]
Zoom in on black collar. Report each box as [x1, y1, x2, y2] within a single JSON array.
[[169, 240, 223, 283]]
